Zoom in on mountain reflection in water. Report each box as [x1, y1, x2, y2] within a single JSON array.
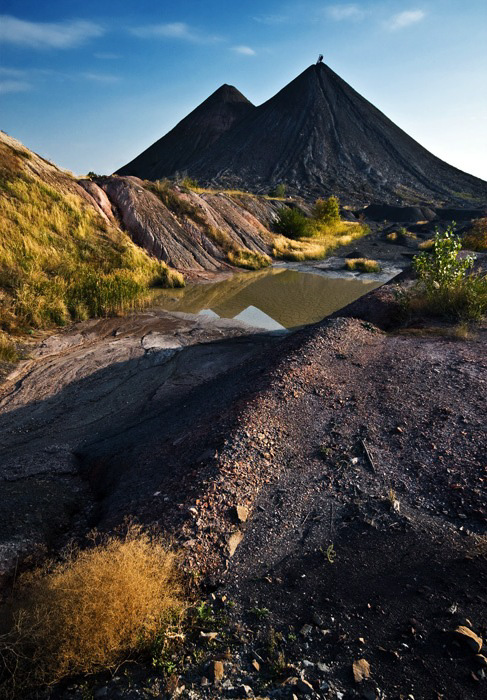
[[152, 268, 380, 331]]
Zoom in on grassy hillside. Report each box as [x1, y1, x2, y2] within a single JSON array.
[[0, 134, 183, 357]]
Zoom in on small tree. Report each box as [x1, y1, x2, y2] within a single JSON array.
[[313, 195, 340, 225], [271, 183, 287, 198], [274, 207, 310, 239]]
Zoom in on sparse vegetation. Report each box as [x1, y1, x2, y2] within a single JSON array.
[[462, 217, 487, 251], [144, 179, 207, 226], [418, 238, 434, 250], [0, 526, 186, 696], [345, 258, 381, 273], [386, 227, 416, 244], [409, 225, 487, 320]]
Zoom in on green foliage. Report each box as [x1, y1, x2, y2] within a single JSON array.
[[179, 176, 199, 190], [86, 172, 101, 180], [273, 207, 310, 239], [313, 195, 340, 225], [413, 225, 474, 292], [270, 183, 287, 198], [410, 225, 487, 320]]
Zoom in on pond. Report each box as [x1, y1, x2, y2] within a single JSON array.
[[152, 267, 382, 331]]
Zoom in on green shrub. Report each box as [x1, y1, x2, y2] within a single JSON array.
[[273, 207, 310, 239], [410, 225, 487, 320], [270, 183, 287, 198], [312, 196, 340, 225]]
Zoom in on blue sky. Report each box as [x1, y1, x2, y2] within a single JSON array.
[[1, 1, 486, 179]]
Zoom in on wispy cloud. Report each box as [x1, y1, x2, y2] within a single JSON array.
[[131, 22, 221, 43], [0, 80, 32, 94], [0, 15, 104, 49], [385, 9, 426, 30], [326, 4, 366, 21], [81, 72, 120, 83], [231, 45, 256, 56], [0, 67, 27, 78], [252, 14, 288, 25]]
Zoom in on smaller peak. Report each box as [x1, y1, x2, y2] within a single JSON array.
[[208, 84, 252, 105]]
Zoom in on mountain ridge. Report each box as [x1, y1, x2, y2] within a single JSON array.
[[117, 63, 487, 206]]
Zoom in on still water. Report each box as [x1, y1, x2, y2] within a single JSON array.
[[152, 267, 381, 331]]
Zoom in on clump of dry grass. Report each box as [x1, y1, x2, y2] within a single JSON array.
[[462, 218, 487, 251], [227, 249, 271, 270], [418, 238, 434, 250], [0, 332, 18, 363], [272, 235, 326, 261], [344, 258, 381, 273], [0, 526, 186, 696]]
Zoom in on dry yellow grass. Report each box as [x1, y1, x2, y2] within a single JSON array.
[[345, 258, 381, 273], [0, 526, 185, 695], [0, 164, 184, 332], [0, 331, 18, 363], [272, 221, 367, 261]]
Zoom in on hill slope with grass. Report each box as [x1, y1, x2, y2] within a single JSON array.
[[0, 131, 183, 353]]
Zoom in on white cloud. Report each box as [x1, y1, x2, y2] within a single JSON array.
[[131, 22, 220, 43], [326, 4, 365, 21], [0, 80, 32, 94], [232, 45, 256, 56], [81, 72, 120, 83], [0, 15, 104, 49], [385, 9, 426, 30]]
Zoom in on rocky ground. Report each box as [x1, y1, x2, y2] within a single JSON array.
[[11, 292, 482, 700], [1, 253, 486, 700]]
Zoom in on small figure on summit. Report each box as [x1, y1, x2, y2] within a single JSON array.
[[317, 54, 323, 64]]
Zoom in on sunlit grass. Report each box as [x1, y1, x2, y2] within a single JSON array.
[[344, 258, 381, 273], [272, 221, 368, 261], [0, 526, 185, 696], [0, 154, 184, 333]]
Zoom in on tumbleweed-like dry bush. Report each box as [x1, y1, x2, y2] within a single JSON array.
[[0, 526, 186, 696]]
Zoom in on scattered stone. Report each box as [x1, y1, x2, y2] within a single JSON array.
[[228, 530, 243, 557], [200, 677, 209, 687], [353, 658, 371, 683], [453, 625, 483, 653], [94, 689, 108, 699], [200, 631, 218, 641], [252, 659, 260, 672], [302, 660, 314, 668], [241, 685, 253, 697], [317, 662, 331, 674], [213, 660, 224, 682], [300, 624, 313, 637], [235, 505, 249, 523]]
